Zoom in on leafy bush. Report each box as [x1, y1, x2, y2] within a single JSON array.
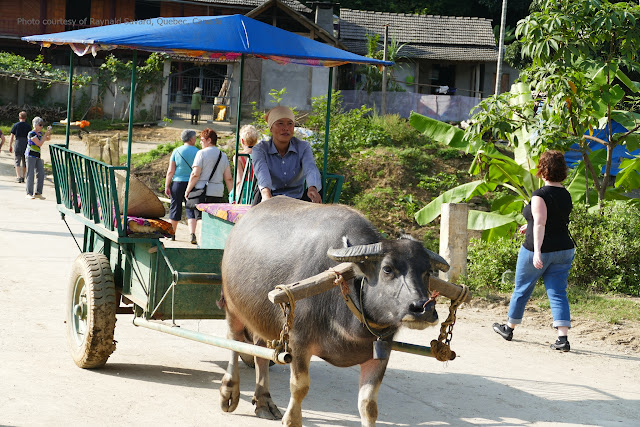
[[417, 172, 463, 194], [569, 202, 640, 296], [369, 113, 424, 146], [307, 91, 390, 172], [462, 236, 522, 293], [353, 186, 394, 216], [461, 201, 640, 298]]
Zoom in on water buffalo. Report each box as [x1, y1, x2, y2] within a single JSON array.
[[220, 196, 447, 426]]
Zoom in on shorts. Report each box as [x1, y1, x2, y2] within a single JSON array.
[[169, 181, 196, 221]]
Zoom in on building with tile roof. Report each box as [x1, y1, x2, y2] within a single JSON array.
[[338, 8, 519, 99], [0, 0, 335, 120]]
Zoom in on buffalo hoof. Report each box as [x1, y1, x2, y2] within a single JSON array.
[[253, 396, 283, 420], [254, 404, 282, 420], [219, 376, 240, 413], [282, 410, 302, 427]]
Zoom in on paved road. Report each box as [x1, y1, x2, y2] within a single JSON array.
[[1, 149, 639, 426]]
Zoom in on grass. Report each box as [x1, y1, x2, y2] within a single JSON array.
[[524, 287, 640, 324]]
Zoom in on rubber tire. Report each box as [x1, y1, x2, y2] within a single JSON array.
[[67, 253, 117, 368]]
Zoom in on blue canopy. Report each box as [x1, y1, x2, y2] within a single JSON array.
[[565, 121, 640, 176], [22, 14, 392, 67]]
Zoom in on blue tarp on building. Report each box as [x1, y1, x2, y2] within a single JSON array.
[[565, 121, 640, 176]]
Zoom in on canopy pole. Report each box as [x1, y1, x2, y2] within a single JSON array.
[[123, 50, 137, 220], [232, 54, 245, 203], [65, 53, 73, 149], [322, 69, 333, 203]]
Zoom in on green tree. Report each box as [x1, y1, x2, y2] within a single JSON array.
[[411, 0, 640, 239], [358, 34, 406, 94], [96, 53, 166, 121]]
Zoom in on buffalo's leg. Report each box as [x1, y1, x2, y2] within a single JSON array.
[[282, 350, 312, 427], [252, 336, 282, 420], [220, 311, 244, 413], [358, 358, 388, 427]]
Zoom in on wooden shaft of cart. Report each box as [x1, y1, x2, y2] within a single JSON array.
[[268, 262, 472, 304], [268, 262, 470, 360]]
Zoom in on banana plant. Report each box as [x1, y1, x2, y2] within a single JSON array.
[[410, 0, 640, 241]]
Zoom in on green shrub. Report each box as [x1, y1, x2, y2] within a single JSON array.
[[369, 113, 424, 146], [462, 201, 640, 298], [353, 186, 394, 216], [461, 235, 523, 293], [307, 91, 390, 172], [417, 172, 464, 193], [569, 202, 640, 296]]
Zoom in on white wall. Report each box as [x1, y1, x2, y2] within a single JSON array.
[[392, 62, 417, 93], [261, 61, 329, 111]]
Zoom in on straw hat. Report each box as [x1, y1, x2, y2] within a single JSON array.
[[115, 170, 165, 218], [194, 87, 202, 93]]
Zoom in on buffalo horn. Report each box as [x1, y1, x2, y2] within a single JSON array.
[[327, 242, 384, 262], [426, 249, 450, 272]]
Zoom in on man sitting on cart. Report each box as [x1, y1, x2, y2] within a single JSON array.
[[251, 106, 322, 205]]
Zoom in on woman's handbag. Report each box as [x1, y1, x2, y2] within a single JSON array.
[[185, 152, 222, 209]]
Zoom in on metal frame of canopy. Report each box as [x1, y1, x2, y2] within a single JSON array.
[[23, 14, 392, 205]]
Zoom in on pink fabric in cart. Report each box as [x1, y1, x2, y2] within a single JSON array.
[[197, 203, 251, 224]]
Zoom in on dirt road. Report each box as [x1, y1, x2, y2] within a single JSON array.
[[1, 149, 639, 427]]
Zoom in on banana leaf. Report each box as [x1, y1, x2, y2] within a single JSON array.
[[414, 180, 496, 225], [615, 156, 640, 191], [409, 112, 467, 150], [467, 209, 521, 231]]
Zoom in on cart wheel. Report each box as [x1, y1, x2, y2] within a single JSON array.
[[67, 253, 117, 368]]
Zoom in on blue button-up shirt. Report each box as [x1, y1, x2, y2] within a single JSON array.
[[252, 137, 322, 199]]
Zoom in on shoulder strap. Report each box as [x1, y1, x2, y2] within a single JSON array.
[[176, 148, 192, 170], [208, 151, 223, 182]]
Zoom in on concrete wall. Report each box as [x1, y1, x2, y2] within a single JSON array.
[[391, 62, 416, 93], [389, 59, 519, 99], [482, 62, 519, 96]]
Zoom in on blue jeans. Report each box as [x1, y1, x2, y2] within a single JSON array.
[[507, 246, 575, 328]]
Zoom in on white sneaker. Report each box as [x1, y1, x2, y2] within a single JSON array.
[[26, 194, 35, 199], [34, 194, 46, 200]]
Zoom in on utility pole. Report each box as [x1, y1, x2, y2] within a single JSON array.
[[494, 0, 508, 95], [381, 24, 389, 115]]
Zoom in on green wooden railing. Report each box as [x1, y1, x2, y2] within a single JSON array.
[[50, 144, 127, 237]]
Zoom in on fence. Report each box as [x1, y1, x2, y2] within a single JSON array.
[[340, 90, 483, 122]]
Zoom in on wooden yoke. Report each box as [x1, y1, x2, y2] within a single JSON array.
[[268, 262, 472, 305]]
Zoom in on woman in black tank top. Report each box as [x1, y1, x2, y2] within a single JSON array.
[[493, 151, 576, 352]]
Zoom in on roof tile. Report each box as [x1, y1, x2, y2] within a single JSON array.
[[339, 8, 498, 61]]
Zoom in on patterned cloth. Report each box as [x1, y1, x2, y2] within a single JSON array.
[[125, 216, 174, 237], [197, 203, 251, 224]]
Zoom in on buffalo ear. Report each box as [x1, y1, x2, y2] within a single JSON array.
[[426, 249, 450, 272]]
